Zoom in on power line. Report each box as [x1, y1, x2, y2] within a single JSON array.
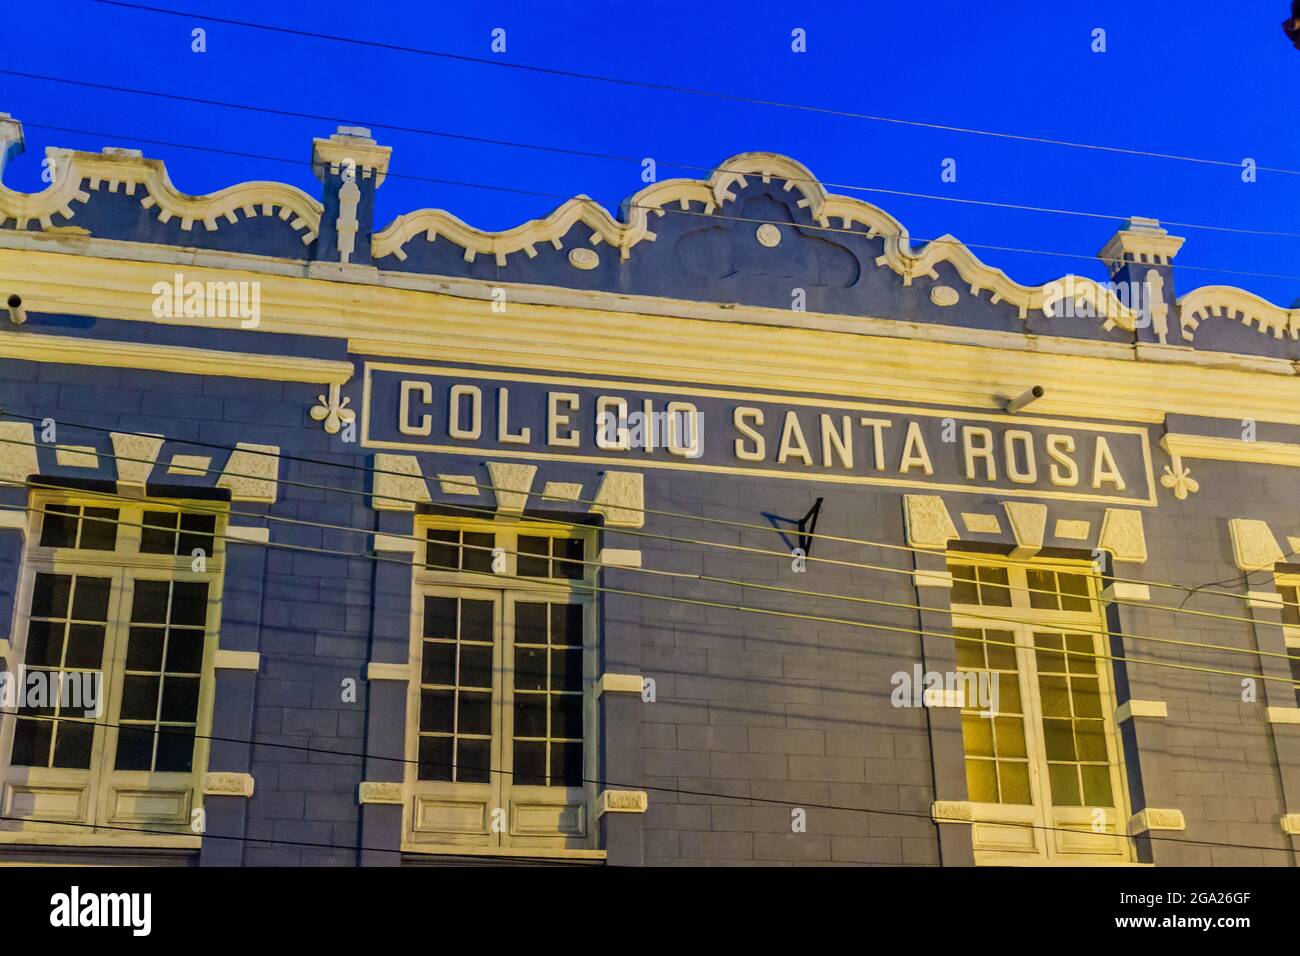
[[2, 453, 1297, 672], [0, 411, 1268, 608], [84, 0, 1300, 178], [5, 77, 1300, 281], [22, 119, 1300, 244], [0, 706, 1293, 859], [3, 487, 1297, 689]]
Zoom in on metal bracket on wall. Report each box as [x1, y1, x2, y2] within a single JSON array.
[[797, 497, 824, 557]]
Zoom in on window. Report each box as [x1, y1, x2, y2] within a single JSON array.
[[1274, 580, 1300, 704], [0, 494, 224, 842], [947, 556, 1130, 864], [407, 518, 595, 853]]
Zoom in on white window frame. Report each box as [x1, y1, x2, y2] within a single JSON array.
[[402, 516, 599, 858], [947, 554, 1134, 866], [0, 491, 225, 848]]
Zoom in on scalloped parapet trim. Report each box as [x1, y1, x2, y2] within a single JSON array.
[[1178, 286, 1300, 341], [371, 151, 1140, 327], [0, 147, 322, 243]]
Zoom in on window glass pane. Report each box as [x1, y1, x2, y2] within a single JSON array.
[[554, 538, 585, 579], [30, 573, 71, 619], [51, 721, 94, 770], [425, 530, 458, 572], [1026, 568, 1056, 609], [949, 564, 978, 606], [977, 566, 1012, 606], [517, 536, 550, 578], [461, 532, 495, 574], [551, 742, 583, 788], [1048, 764, 1082, 806], [551, 604, 583, 646], [421, 642, 456, 685], [79, 508, 118, 551], [178, 513, 216, 558], [999, 762, 1033, 805], [418, 735, 453, 782], [513, 741, 546, 786], [140, 510, 179, 554], [10, 718, 52, 767], [114, 726, 155, 772], [131, 580, 170, 625], [155, 728, 196, 773], [423, 597, 457, 639], [64, 624, 105, 669], [964, 760, 997, 803], [456, 738, 491, 784], [71, 577, 111, 621], [40, 505, 78, 549]]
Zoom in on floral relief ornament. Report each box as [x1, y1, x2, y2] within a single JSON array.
[[1160, 456, 1199, 500], [311, 383, 356, 435]]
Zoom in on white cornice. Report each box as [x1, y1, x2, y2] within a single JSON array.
[[0, 331, 353, 385], [5, 247, 1300, 426]]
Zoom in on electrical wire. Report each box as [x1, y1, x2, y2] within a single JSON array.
[[1, 489, 1296, 689], [2, 458, 1297, 673], [0, 411, 1275, 608], [84, 0, 1300, 178], [20, 119, 1300, 243], [3, 74, 1299, 280]]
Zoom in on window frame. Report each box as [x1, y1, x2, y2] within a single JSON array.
[[402, 516, 599, 856], [946, 553, 1134, 866], [0, 492, 226, 848]]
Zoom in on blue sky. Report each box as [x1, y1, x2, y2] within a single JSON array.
[[3, 0, 1298, 304]]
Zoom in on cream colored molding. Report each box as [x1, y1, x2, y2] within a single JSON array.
[[903, 495, 957, 549], [373, 532, 419, 554], [202, 772, 255, 798], [1179, 286, 1300, 342], [598, 549, 642, 568], [0, 423, 37, 484], [0, 331, 353, 386], [54, 445, 97, 468], [1001, 502, 1047, 558], [1246, 590, 1284, 609], [1116, 700, 1167, 722], [597, 789, 648, 815], [213, 649, 260, 671], [1266, 707, 1300, 725], [487, 461, 537, 514], [367, 662, 414, 682], [0, 510, 25, 536], [0, 638, 10, 658], [914, 569, 953, 589], [437, 474, 480, 496], [217, 443, 280, 503], [372, 454, 431, 511], [225, 525, 270, 545], [358, 781, 404, 806], [313, 127, 392, 187], [930, 801, 975, 824], [168, 455, 212, 476], [12, 249, 1300, 429], [1103, 582, 1151, 602], [0, 140, 320, 240], [1129, 808, 1185, 834], [541, 481, 583, 502], [596, 673, 644, 696], [1280, 813, 1300, 836], [1098, 218, 1185, 275], [110, 432, 164, 486], [1228, 519, 1284, 572], [1098, 509, 1147, 564], [960, 512, 1001, 534], [1165, 433, 1300, 474], [590, 472, 644, 529]]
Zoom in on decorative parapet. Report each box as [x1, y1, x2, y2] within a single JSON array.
[[0, 141, 321, 241], [1179, 286, 1300, 341]]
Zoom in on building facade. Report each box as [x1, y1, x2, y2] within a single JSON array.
[[0, 114, 1299, 866]]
